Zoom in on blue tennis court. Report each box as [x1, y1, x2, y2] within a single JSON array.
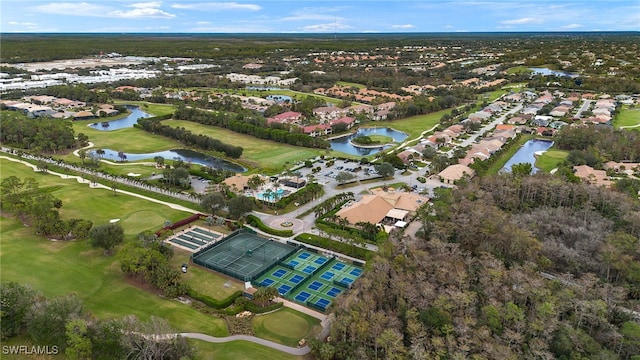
[[350, 268, 362, 276], [278, 284, 292, 295], [295, 291, 311, 302], [288, 260, 299, 267], [261, 278, 275, 286], [314, 257, 327, 265], [326, 287, 342, 297], [308, 281, 323, 291], [315, 298, 330, 309], [273, 269, 287, 278], [302, 265, 316, 274], [290, 274, 304, 284], [341, 277, 354, 284], [332, 263, 345, 270], [320, 271, 334, 280], [298, 252, 311, 259]]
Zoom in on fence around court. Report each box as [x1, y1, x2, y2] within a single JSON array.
[[191, 228, 300, 282]]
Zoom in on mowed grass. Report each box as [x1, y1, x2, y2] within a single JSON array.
[[161, 120, 324, 173], [252, 308, 321, 347], [614, 106, 640, 130], [536, 149, 569, 172], [169, 248, 244, 300], [71, 124, 180, 153], [0, 159, 189, 236], [0, 216, 227, 336], [336, 81, 366, 89], [373, 108, 448, 138], [189, 339, 306, 360]]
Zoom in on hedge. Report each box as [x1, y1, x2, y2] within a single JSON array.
[[294, 233, 373, 261], [246, 214, 293, 237], [187, 288, 243, 309]]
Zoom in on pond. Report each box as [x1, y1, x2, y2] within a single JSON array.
[[330, 127, 408, 156], [529, 67, 579, 78], [502, 139, 554, 174], [88, 105, 152, 131], [90, 148, 246, 172]]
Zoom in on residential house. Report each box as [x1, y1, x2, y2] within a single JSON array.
[[266, 111, 303, 125], [302, 124, 332, 137], [437, 164, 476, 184], [573, 165, 613, 188]]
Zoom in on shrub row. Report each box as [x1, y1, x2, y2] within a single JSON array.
[[246, 214, 293, 237], [294, 233, 373, 261], [187, 288, 243, 309]]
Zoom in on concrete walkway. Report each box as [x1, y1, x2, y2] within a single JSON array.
[[178, 333, 310, 355]]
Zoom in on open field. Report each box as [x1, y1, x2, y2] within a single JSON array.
[[372, 108, 448, 138], [536, 149, 569, 172], [170, 248, 245, 300], [505, 66, 533, 75], [252, 308, 321, 347], [614, 106, 640, 130], [71, 124, 180, 154], [161, 119, 325, 173], [190, 339, 306, 360], [336, 81, 367, 89], [0, 158, 188, 236], [114, 101, 176, 116], [0, 216, 227, 336]]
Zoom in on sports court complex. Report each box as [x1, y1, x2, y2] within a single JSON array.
[[165, 226, 224, 251], [190, 229, 364, 312]]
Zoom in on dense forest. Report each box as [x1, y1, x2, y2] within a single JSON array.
[[315, 173, 640, 360], [0, 110, 85, 153]]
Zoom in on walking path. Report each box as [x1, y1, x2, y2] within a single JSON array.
[[179, 333, 310, 355]]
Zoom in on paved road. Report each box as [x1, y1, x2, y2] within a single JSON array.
[[574, 99, 592, 118], [446, 102, 524, 156]]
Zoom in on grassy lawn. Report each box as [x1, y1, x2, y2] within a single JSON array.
[[161, 119, 325, 173], [372, 108, 449, 138], [189, 339, 306, 360], [336, 81, 366, 89], [169, 248, 245, 301], [0, 216, 227, 336], [365, 134, 394, 144], [505, 66, 533, 75], [252, 308, 321, 347], [614, 106, 640, 130], [113, 101, 176, 116], [71, 124, 180, 153], [0, 159, 188, 236], [481, 89, 509, 102], [536, 149, 569, 172]]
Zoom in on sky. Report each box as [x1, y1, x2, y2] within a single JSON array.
[[1, 0, 638, 33]]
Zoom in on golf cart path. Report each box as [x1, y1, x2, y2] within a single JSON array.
[[0, 155, 199, 214], [178, 333, 310, 355]]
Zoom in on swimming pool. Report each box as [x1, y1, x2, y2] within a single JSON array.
[[255, 189, 285, 201]]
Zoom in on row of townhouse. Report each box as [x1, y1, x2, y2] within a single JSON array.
[[459, 126, 518, 166], [266, 110, 357, 137], [1, 97, 119, 120]]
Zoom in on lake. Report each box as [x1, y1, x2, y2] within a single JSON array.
[[330, 127, 408, 156], [502, 139, 554, 174], [91, 148, 246, 172], [88, 105, 152, 131]]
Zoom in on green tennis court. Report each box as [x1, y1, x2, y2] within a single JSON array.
[[191, 229, 298, 281]]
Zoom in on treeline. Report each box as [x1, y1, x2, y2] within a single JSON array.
[[136, 116, 244, 159], [318, 173, 640, 359], [0, 282, 194, 359], [173, 105, 330, 149], [1, 176, 93, 238], [0, 111, 81, 153], [555, 125, 640, 164]]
